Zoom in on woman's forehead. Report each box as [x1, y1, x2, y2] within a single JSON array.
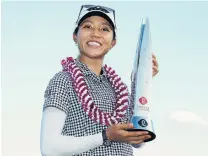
[[81, 16, 111, 26]]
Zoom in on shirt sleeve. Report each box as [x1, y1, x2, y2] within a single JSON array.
[[43, 72, 71, 114], [40, 107, 103, 156]]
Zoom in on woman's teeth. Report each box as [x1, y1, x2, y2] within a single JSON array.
[[87, 41, 101, 47]]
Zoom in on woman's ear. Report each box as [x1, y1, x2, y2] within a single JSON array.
[[111, 39, 116, 48], [73, 34, 78, 44]]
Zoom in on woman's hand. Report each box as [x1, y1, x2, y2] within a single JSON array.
[[152, 53, 159, 77], [106, 123, 151, 145]]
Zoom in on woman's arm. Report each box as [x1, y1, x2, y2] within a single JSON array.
[[40, 107, 103, 156]]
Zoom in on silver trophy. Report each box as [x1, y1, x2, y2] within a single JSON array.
[[128, 17, 156, 142]]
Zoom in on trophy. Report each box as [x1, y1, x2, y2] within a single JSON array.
[[128, 17, 156, 142]]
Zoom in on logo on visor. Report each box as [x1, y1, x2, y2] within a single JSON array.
[[87, 6, 109, 13]]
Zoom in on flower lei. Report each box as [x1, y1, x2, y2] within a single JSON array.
[[61, 57, 129, 126]]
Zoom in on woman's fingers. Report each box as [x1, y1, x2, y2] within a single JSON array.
[[126, 135, 151, 142], [152, 54, 159, 67], [129, 140, 144, 145]]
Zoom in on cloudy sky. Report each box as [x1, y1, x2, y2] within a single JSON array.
[[2, 1, 208, 156]]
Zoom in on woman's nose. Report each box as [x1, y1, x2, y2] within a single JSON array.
[[90, 28, 101, 38]]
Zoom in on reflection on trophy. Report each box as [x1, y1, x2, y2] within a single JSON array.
[[128, 17, 156, 142]]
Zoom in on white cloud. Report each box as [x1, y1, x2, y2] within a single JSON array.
[[170, 110, 208, 125]]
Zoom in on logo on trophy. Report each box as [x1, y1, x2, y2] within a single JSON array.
[[138, 119, 148, 127], [127, 17, 156, 142], [139, 97, 148, 105]]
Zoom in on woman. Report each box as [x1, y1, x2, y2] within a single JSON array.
[[40, 4, 159, 156]]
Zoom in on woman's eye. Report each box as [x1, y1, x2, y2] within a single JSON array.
[[102, 28, 110, 32], [83, 25, 92, 29]]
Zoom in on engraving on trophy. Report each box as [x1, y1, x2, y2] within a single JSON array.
[[138, 105, 150, 111]]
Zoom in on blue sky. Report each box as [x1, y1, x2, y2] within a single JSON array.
[[2, 1, 208, 156]]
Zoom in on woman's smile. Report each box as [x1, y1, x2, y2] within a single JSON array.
[[87, 40, 102, 48]]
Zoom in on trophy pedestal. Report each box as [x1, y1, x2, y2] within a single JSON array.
[[127, 116, 156, 142]]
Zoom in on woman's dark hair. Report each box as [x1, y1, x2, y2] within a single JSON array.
[[73, 27, 116, 40]]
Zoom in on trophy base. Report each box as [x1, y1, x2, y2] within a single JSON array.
[[126, 129, 156, 142], [126, 116, 156, 142]]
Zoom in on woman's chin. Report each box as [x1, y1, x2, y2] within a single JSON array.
[[83, 50, 107, 59], [87, 54, 105, 59]]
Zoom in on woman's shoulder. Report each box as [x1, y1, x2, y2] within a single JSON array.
[[52, 71, 71, 80], [48, 71, 72, 86]]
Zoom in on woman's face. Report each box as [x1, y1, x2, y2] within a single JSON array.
[[74, 16, 116, 59]]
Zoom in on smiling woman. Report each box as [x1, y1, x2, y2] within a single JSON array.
[[73, 16, 116, 63], [40, 4, 159, 156]]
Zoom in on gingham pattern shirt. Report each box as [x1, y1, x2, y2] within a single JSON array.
[[43, 60, 133, 156]]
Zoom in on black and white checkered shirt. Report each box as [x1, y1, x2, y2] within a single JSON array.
[[43, 59, 133, 156]]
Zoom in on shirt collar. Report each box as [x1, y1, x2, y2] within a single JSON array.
[[74, 59, 107, 78]]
